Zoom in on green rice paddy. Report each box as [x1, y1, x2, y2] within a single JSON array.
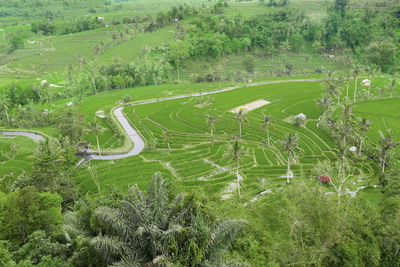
[[73, 79, 387, 200]]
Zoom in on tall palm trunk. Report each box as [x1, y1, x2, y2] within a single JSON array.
[[177, 62, 180, 81], [236, 160, 241, 198], [5, 109, 9, 124], [347, 81, 349, 98], [239, 122, 242, 139], [382, 154, 386, 173], [368, 84, 371, 97], [287, 155, 291, 184], [359, 137, 363, 156], [267, 128, 270, 147], [210, 126, 213, 137], [96, 135, 102, 159], [353, 76, 358, 101]]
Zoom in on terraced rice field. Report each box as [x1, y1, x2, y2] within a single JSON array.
[[0, 136, 38, 189], [74, 80, 380, 198]]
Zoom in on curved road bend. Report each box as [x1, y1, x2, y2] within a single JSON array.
[[83, 107, 145, 160], [0, 79, 319, 161], [0, 131, 44, 142]]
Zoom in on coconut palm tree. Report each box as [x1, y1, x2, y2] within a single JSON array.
[[345, 71, 352, 98], [163, 130, 171, 151], [323, 70, 336, 84], [335, 75, 346, 104], [327, 116, 337, 131], [385, 78, 397, 98], [0, 94, 11, 124], [205, 113, 217, 138], [358, 118, 371, 156], [352, 65, 362, 102], [279, 133, 300, 184], [88, 119, 105, 159], [334, 143, 347, 180], [366, 66, 377, 97], [338, 121, 353, 147], [235, 109, 248, 139], [64, 173, 246, 266], [378, 130, 399, 173], [325, 84, 340, 102], [341, 99, 354, 122], [261, 112, 273, 146], [332, 143, 353, 205], [225, 141, 245, 197], [317, 94, 332, 120]]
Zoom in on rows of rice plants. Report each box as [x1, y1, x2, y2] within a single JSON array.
[[0, 136, 38, 188], [75, 79, 392, 199]]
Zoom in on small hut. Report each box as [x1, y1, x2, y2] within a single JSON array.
[[319, 175, 331, 184], [78, 142, 91, 154], [361, 79, 371, 86]]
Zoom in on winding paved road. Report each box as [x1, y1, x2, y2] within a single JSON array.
[[83, 107, 145, 160], [0, 79, 319, 162], [0, 131, 44, 142]]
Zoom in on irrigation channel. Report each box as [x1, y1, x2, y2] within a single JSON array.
[[0, 79, 319, 167]]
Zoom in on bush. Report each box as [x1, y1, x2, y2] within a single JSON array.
[[31, 21, 56, 35]]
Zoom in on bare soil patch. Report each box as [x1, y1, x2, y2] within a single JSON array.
[[231, 99, 271, 113]]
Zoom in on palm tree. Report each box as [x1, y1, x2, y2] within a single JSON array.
[[323, 70, 336, 84], [358, 118, 371, 156], [0, 94, 11, 124], [279, 133, 300, 184], [261, 112, 273, 146], [332, 143, 352, 205], [325, 84, 339, 102], [341, 99, 354, 122], [205, 113, 217, 138], [352, 65, 362, 102], [338, 121, 353, 147], [385, 78, 397, 98], [323, 71, 342, 104], [378, 130, 399, 173], [317, 94, 332, 119], [345, 71, 352, 98], [88, 119, 105, 159], [366, 66, 376, 97], [163, 130, 171, 151], [235, 109, 248, 139], [65, 173, 246, 266], [327, 116, 337, 131], [225, 141, 245, 197], [336, 75, 346, 105]]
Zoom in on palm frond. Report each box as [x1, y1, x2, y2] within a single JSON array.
[[94, 206, 132, 239], [111, 255, 142, 267], [90, 235, 130, 263], [205, 219, 247, 260], [147, 173, 169, 223]]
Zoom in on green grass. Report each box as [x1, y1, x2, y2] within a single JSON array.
[[354, 97, 400, 147], [95, 26, 176, 65]]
